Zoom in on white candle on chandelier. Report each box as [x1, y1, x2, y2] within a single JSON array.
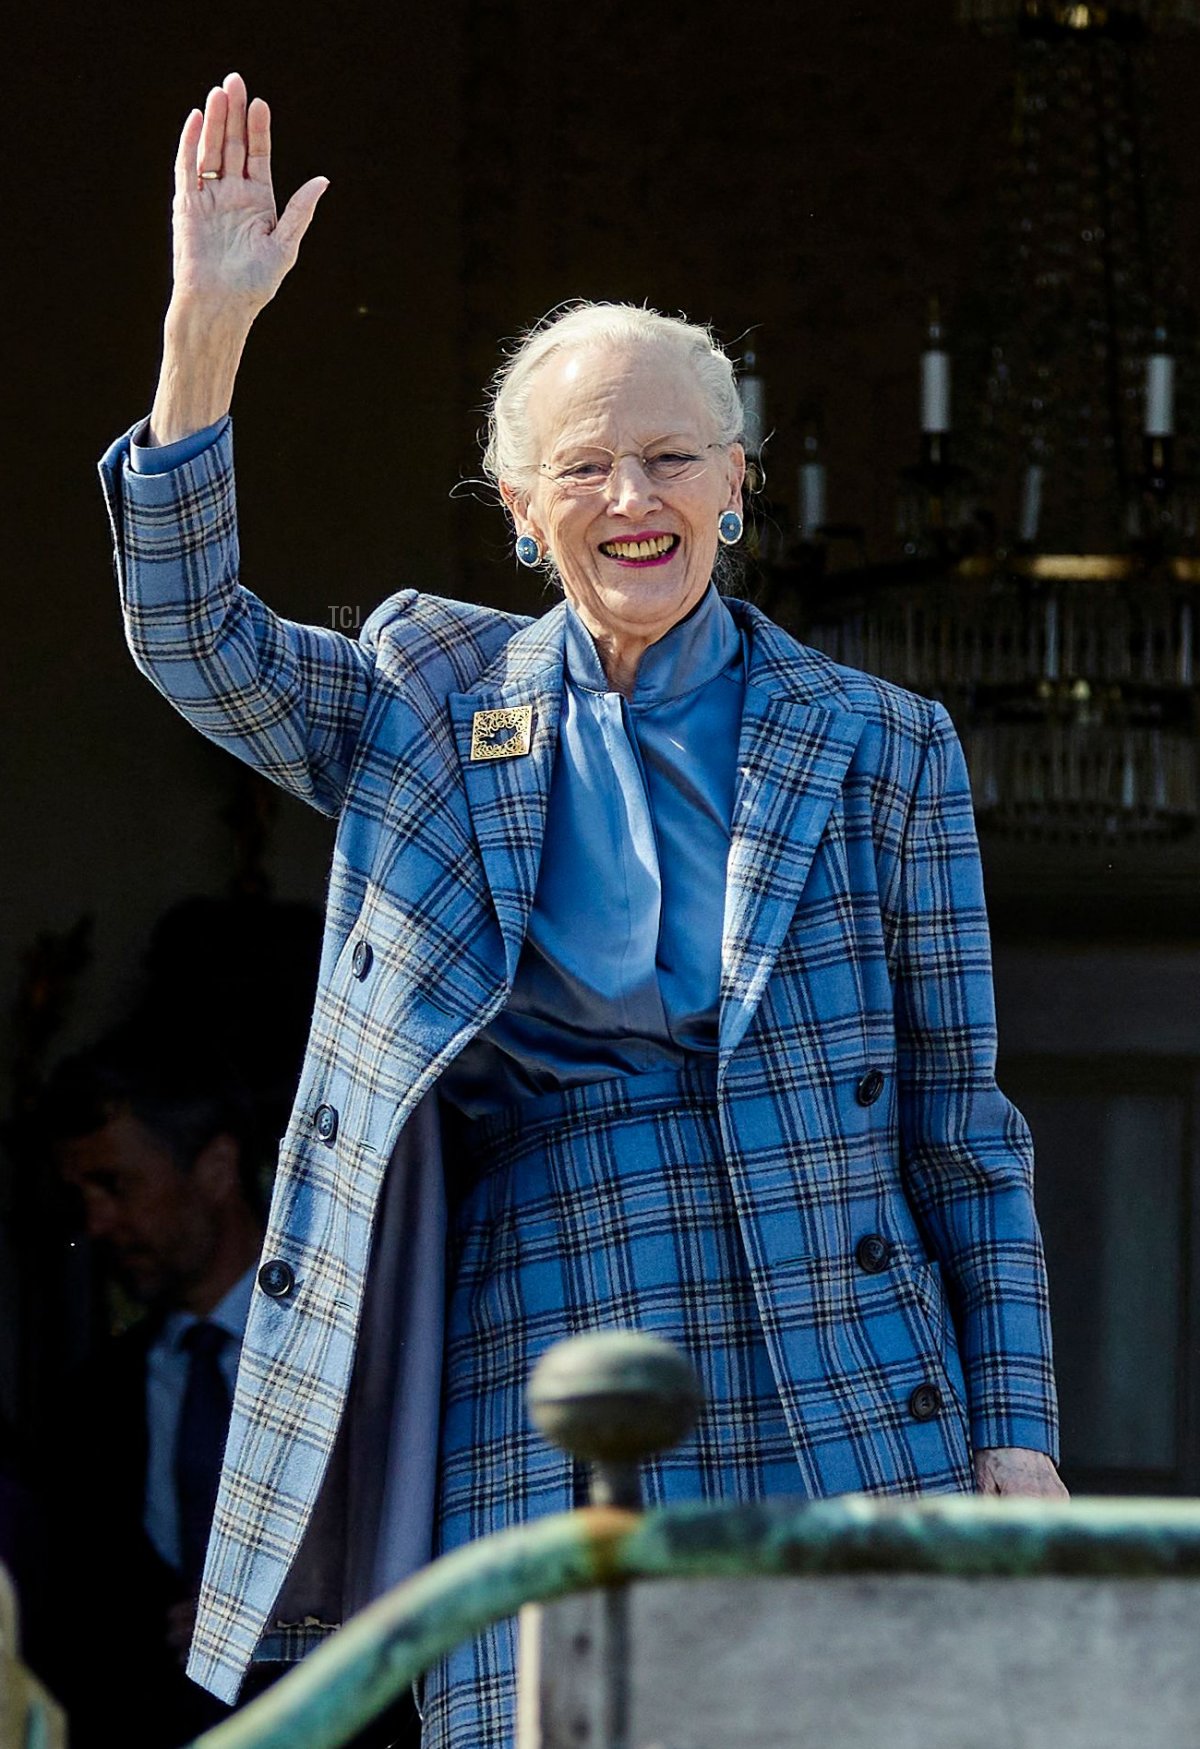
[[1043, 595, 1059, 682], [799, 432, 825, 539], [1180, 598, 1194, 687], [1145, 347, 1175, 437], [921, 311, 951, 435], [740, 351, 766, 454], [1018, 463, 1044, 544], [799, 462, 826, 539]]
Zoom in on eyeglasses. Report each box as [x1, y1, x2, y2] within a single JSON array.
[[538, 442, 723, 496]]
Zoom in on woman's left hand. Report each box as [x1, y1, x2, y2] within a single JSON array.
[[974, 1446, 1070, 1498]]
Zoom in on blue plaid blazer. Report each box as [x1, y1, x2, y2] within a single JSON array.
[[100, 423, 1057, 1703]]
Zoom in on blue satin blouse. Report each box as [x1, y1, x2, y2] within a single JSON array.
[[442, 585, 746, 1114]]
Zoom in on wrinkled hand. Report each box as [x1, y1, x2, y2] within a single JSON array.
[[974, 1446, 1069, 1498], [170, 71, 328, 320]]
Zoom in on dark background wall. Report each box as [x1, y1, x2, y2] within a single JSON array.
[[7, 0, 1200, 1481]]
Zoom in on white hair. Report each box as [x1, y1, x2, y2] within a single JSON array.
[[482, 300, 745, 489]]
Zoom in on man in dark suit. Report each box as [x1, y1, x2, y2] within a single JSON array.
[[45, 1025, 421, 1749], [46, 1032, 265, 1749]]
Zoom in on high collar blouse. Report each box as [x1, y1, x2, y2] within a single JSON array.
[[442, 583, 747, 1116]]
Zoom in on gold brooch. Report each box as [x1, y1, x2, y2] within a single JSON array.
[[470, 706, 534, 761]]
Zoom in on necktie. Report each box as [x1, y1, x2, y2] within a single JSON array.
[[175, 1320, 232, 1589]]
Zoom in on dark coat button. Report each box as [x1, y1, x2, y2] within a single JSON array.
[[908, 1383, 942, 1422], [856, 1233, 892, 1274], [351, 938, 373, 980], [258, 1259, 295, 1299], [313, 1103, 339, 1143], [856, 1068, 886, 1107]]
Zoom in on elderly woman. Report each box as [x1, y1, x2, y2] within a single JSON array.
[[100, 74, 1064, 1749]]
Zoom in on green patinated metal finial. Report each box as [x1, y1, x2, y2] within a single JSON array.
[[528, 1331, 704, 1509]]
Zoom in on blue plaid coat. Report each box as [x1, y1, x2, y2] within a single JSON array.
[[100, 423, 1057, 1705]]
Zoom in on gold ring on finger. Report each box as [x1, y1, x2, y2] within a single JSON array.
[[199, 169, 222, 181]]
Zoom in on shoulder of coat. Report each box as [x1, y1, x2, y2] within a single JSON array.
[[726, 595, 938, 742], [366, 588, 533, 638], [362, 589, 536, 687]]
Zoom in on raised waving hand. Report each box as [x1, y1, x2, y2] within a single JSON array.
[[171, 73, 327, 310], [149, 73, 328, 445]]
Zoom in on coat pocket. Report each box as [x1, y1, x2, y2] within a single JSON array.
[[905, 1255, 970, 1421], [906, 1255, 947, 1355]]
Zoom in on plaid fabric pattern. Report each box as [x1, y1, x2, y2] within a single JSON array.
[[430, 1062, 820, 1749], [97, 422, 1058, 1710]]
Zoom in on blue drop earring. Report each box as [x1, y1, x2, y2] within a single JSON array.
[[717, 509, 744, 546], [515, 534, 544, 568]]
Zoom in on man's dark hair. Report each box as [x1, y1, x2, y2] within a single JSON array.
[[43, 1024, 267, 1214]]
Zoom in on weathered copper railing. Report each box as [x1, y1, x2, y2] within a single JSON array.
[[190, 1334, 1200, 1749]]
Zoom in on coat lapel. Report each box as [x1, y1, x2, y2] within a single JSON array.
[[450, 593, 863, 1053], [448, 602, 568, 985], [720, 604, 865, 1066]]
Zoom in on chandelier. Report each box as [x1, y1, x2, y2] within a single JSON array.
[[958, 2, 1200, 31], [764, 0, 1200, 842]]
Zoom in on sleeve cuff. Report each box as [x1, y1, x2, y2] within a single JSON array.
[[970, 1412, 1059, 1466], [130, 415, 230, 474]]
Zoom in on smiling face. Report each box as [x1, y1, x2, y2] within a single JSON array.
[[504, 342, 745, 658]]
